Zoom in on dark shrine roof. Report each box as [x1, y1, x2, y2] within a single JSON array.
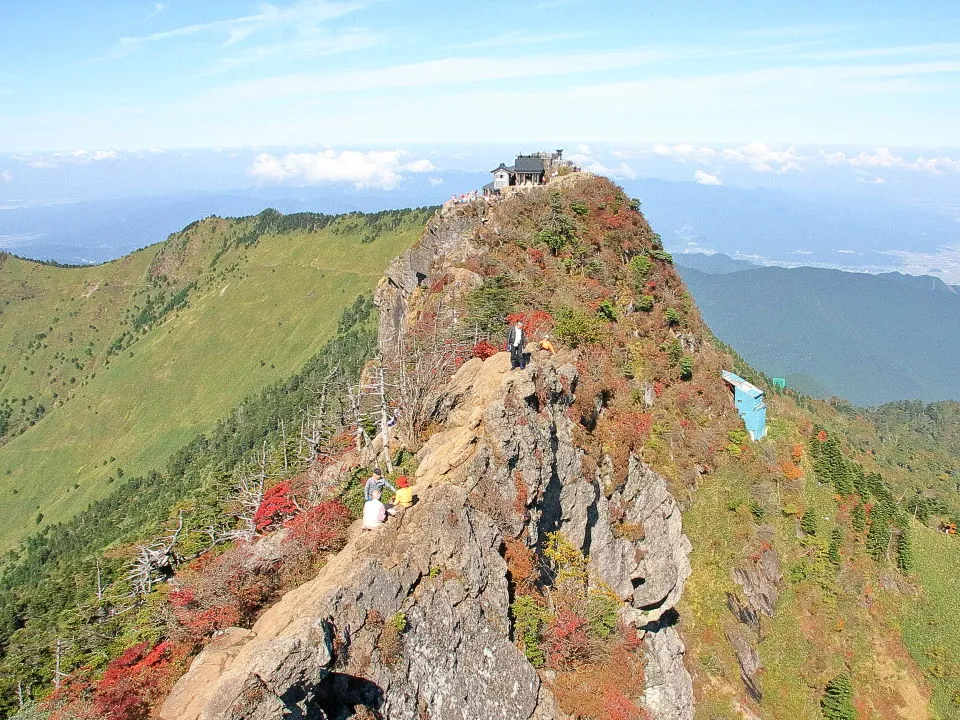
[[514, 156, 545, 173]]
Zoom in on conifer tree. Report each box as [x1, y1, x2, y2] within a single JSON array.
[[801, 508, 819, 536], [828, 528, 843, 566], [866, 505, 891, 563], [852, 468, 869, 499], [821, 674, 857, 720], [851, 503, 866, 534], [834, 461, 854, 496], [896, 527, 915, 573]]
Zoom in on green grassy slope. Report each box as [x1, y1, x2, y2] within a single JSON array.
[[902, 525, 960, 718], [0, 209, 430, 550]]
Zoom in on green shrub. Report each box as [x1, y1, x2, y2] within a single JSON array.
[[596, 299, 618, 322], [390, 612, 408, 633], [570, 201, 590, 216], [465, 276, 520, 334], [679, 356, 694, 380], [787, 561, 809, 583], [650, 248, 673, 262], [585, 589, 619, 639], [537, 228, 567, 253], [629, 255, 652, 279], [554, 307, 604, 347], [800, 508, 819, 536], [665, 308, 682, 326], [511, 595, 547, 667], [636, 295, 655, 312], [828, 527, 843, 566], [821, 674, 857, 720]]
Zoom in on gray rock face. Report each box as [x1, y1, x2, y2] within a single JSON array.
[[643, 617, 695, 720], [163, 200, 696, 720], [731, 547, 782, 619], [426, 356, 694, 719], [161, 485, 548, 720], [375, 209, 482, 357]]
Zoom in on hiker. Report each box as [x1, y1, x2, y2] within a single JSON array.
[[362, 488, 388, 529], [539, 334, 556, 354], [507, 320, 526, 370], [394, 476, 414, 508], [364, 467, 395, 502]]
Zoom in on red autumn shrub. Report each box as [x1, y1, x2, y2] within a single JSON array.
[[471, 340, 499, 360], [283, 500, 352, 554], [602, 688, 644, 720], [253, 481, 298, 532], [546, 609, 591, 669], [506, 310, 553, 336], [92, 641, 176, 720]]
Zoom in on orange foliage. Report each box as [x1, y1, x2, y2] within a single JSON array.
[[504, 539, 537, 594], [551, 643, 648, 720], [780, 461, 804, 480], [792, 443, 804, 461]]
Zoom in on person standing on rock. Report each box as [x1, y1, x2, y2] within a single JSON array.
[[364, 467, 395, 502], [507, 320, 526, 370]]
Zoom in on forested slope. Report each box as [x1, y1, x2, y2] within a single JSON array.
[[0, 208, 431, 549]]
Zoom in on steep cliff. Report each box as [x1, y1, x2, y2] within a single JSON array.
[[161, 178, 698, 719], [158, 173, 935, 720]]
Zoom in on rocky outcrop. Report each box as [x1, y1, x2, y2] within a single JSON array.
[[412, 354, 694, 719], [731, 547, 782, 619], [161, 484, 553, 720], [374, 207, 483, 356], [163, 197, 696, 720]]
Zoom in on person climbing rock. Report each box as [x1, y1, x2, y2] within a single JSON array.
[[507, 320, 526, 370], [394, 476, 414, 508], [364, 467, 395, 502], [539, 334, 556, 354], [362, 488, 389, 529]]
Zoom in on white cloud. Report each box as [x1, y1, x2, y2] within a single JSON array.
[[719, 142, 801, 173], [836, 249, 856, 254], [0, 170, 11, 183], [823, 146, 960, 173], [403, 158, 436, 173], [248, 149, 434, 189], [145, 3, 165, 21], [428, 177, 444, 186], [694, 169, 722, 185], [652, 142, 801, 173], [70, 149, 119, 161]]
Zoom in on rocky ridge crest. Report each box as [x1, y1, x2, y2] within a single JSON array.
[[161, 184, 695, 720]]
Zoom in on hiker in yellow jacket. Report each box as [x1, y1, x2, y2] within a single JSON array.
[[394, 476, 414, 508]]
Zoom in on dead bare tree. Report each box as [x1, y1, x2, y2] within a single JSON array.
[[383, 314, 474, 448], [222, 443, 271, 542], [53, 637, 69, 689], [127, 512, 185, 596]]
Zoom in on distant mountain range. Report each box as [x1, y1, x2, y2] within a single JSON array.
[[5, 175, 960, 286], [674, 253, 960, 406]]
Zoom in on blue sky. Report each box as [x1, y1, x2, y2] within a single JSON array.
[[1, 0, 960, 151]]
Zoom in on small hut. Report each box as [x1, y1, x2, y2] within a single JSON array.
[[721, 370, 767, 441]]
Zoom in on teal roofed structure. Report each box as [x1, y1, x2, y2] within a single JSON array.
[[721, 370, 767, 441]]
